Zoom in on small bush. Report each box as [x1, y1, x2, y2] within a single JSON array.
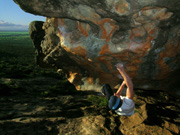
[[88, 95, 108, 108]]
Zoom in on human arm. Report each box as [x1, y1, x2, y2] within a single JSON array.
[[115, 63, 134, 99], [114, 81, 126, 98]]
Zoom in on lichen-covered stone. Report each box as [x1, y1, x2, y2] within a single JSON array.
[[15, 0, 180, 93]]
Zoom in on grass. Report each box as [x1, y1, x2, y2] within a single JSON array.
[[0, 31, 76, 96], [0, 31, 108, 107], [0, 31, 61, 79], [88, 95, 108, 107], [0, 31, 32, 46]]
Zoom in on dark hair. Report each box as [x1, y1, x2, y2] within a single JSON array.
[[108, 96, 121, 110]]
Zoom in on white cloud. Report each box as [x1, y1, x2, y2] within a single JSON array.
[[0, 20, 28, 31]]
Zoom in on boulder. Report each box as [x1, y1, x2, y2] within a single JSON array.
[[14, 0, 180, 93], [29, 21, 46, 66]]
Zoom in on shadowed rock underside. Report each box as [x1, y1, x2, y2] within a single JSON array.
[[15, 0, 180, 94]]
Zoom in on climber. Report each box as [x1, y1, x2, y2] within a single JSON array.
[[101, 63, 135, 116]]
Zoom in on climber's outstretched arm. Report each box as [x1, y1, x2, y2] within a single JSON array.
[[115, 63, 134, 99], [114, 81, 126, 98]]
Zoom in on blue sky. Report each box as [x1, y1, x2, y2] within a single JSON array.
[[0, 0, 45, 30]]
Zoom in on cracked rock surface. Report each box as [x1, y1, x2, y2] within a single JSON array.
[[15, 0, 180, 93]]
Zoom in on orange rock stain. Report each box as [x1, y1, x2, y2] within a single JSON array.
[[115, 0, 129, 14], [68, 72, 78, 83], [77, 21, 89, 37], [94, 18, 119, 55], [99, 44, 109, 55], [53, 18, 66, 40], [88, 77, 94, 85], [156, 38, 180, 79], [71, 46, 87, 58], [53, 17, 145, 83]]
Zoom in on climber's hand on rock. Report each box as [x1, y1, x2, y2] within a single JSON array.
[[115, 63, 124, 70]]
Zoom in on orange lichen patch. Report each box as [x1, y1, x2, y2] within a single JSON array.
[[141, 6, 153, 11], [97, 55, 107, 62], [68, 71, 82, 90], [52, 18, 64, 39], [144, 22, 157, 33], [110, 50, 143, 74], [163, 40, 180, 57], [106, 24, 119, 42], [68, 72, 78, 83], [149, 7, 173, 21], [88, 77, 94, 85], [125, 65, 139, 72], [93, 63, 103, 72], [156, 39, 180, 79], [94, 18, 119, 55], [114, 0, 130, 14], [99, 22, 108, 39], [61, 45, 72, 53], [62, 45, 88, 62], [164, 47, 180, 57], [94, 18, 113, 26], [57, 28, 63, 39], [112, 51, 129, 58], [71, 46, 87, 58], [75, 85, 81, 90], [97, 55, 114, 62], [58, 18, 64, 26], [96, 18, 119, 40], [77, 21, 90, 37], [131, 59, 142, 65], [96, 50, 142, 79], [129, 27, 158, 54], [55, 18, 66, 39], [98, 72, 118, 87], [128, 72, 137, 78], [52, 18, 58, 27], [135, 7, 173, 23], [96, 56, 113, 72], [157, 58, 170, 79], [88, 58, 92, 62], [127, 42, 143, 53], [156, 62, 170, 79], [131, 26, 146, 37], [106, 60, 114, 71], [99, 44, 110, 55]]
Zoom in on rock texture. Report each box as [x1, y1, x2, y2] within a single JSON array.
[[0, 77, 180, 135], [29, 21, 46, 66], [15, 0, 180, 92]]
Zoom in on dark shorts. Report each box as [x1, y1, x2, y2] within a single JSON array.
[[101, 84, 114, 100]]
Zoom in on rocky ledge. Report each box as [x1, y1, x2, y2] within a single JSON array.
[[14, 0, 180, 93], [0, 77, 179, 135]]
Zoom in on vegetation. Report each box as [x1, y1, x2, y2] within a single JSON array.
[[0, 31, 76, 96], [0, 31, 62, 79], [88, 95, 108, 107], [0, 31, 36, 78], [0, 31, 108, 107]]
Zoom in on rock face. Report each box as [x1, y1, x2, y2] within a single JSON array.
[[15, 0, 180, 92], [29, 21, 46, 66]]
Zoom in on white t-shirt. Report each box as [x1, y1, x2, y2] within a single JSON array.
[[115, 96, 135, 116]]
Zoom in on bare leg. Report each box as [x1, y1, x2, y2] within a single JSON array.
[[115, 63, 134, 99]]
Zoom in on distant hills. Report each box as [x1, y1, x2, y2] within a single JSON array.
[[0, 20, 28, 31]]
